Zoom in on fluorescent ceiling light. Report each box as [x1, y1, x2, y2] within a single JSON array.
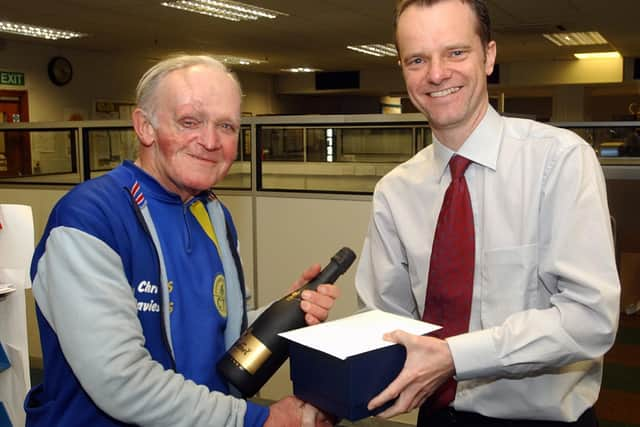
[[574, 51, 621, 59], [281, 67, 321, 73], [347, 43, 397, 57], [214, 55, 265, 65], [0, 20, 87, 40], [161, 0, 288, 22], [542, 31, 607, 47]]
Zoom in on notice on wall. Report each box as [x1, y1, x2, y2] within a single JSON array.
[[33, 133, 56, 153]]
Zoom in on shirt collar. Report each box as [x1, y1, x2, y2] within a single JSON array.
[[122, 160, 209, 206], [432, 105, 503, 181]]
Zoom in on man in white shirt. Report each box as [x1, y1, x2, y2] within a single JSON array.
[[355, 1, 620, 426]]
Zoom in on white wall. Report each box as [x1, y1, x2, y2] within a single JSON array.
[[253, 195, 370, 400], [275, 57, 627, 95], [0, 39, 279, 122], [251, 195, 418, 424], [500, 57, 624, 86], [2, 38, 638, 123]]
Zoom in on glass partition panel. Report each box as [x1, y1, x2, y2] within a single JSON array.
[[260, 127, 304, 161], [416, 126, 432, 151], [259, 125, 427, 193], [0, 129, 77, 181], [87, 128, 138, 173], [564, 125, 640, 165], [5, 117, 640, 192], [339, 127, 414, 163], [237, 126, 252, 161], [306, 128, 331, 162], [221, 125, 251, 190]]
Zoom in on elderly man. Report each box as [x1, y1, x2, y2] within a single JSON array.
[[24, 55, 338, 427]]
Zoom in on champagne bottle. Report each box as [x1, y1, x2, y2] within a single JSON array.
[[217, 247, 356, 397]]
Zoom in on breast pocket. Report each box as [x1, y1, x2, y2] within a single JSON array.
[[481, 244, 538, 327]]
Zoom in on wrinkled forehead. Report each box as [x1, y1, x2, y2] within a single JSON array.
[[155, 66, 242, 113], [165, 65, 240, 95]]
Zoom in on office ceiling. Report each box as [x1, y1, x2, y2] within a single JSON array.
[[2, 0, 640, 74]]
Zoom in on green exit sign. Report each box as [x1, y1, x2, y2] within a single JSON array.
[[0, 71, 25, 86]]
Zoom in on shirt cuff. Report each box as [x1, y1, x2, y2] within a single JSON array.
[[446, 327, 501, 380], [243, 400, 270, 427]]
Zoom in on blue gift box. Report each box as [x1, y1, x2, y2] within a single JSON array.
[[288, 340, 406, 421], [0, 343, 10, 373]]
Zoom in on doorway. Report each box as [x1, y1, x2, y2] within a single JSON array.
[[0, 90, 30, 176]]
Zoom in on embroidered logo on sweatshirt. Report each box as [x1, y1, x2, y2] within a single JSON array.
[[213, 274, 227, 318]]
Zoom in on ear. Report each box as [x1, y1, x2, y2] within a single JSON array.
[[132, 108, 156, 148], [485, 40, 497, 76]]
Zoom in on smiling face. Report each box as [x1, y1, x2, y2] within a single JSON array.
[[397, 0, 496, 148], [133, 65, 241, 201]]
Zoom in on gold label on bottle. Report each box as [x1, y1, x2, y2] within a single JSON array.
[[285, 289, 302, 302], [228, 330, 272, 374]]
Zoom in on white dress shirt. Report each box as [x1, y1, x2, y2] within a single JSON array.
[[355, 105, 620, 421]]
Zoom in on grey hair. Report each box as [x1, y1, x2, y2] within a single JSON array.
[[135, 54, 242, 126]]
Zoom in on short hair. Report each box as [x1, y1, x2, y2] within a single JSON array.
[[393, 0, 492, 50], [135, 55, 242, 126]]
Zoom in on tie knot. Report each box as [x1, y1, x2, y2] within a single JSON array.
[[449, 155, 471, 179]]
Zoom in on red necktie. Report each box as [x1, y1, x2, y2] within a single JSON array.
[[422, 155, 474, 410]]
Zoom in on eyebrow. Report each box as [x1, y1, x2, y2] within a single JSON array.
[[402, 42, 473, 56], [443, 42, 473, 51]]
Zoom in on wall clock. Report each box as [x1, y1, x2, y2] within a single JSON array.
[[47, 56, 73, 86]]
